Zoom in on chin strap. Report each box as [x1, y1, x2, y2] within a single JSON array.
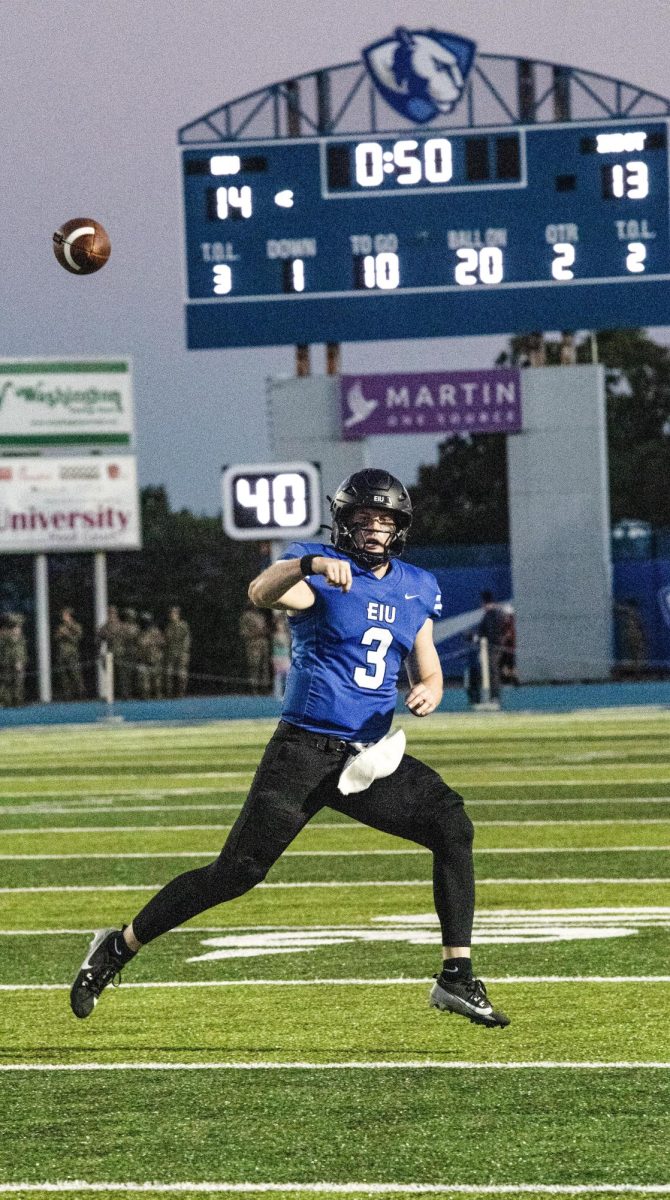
[[348, 547, 388, 570], [337, 523, 390, 569]]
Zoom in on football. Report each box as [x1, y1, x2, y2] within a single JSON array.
[[52, 218, 111, 275]]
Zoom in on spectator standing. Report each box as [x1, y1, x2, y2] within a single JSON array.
[[164, 606, 191, 698], [136, 613, 165, 700], [96, 605, 124, 696], [9, 614, 27, 705], [239, 602, 270, 693], [559, 332, 577, 365], [55, 608, 85, 700], [500, 603, 520, 686], [0, 616, 14, 706], [463, 632, 482, 707], [117, 609, 140, 700], [525, 332, 547, 367], [271, 611, 291, 700], [478, 590, 506, 707], [614, 598, 647, 677]]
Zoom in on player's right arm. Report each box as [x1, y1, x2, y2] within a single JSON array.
[[248, 555, 353, 610]]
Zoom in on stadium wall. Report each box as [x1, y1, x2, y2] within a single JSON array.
[[2, 680, 670, 728]]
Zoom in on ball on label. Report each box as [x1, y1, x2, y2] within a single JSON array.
[[52, 218, 111, 275]]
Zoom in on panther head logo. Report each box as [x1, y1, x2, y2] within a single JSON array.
[[363, 27, 476, 124]]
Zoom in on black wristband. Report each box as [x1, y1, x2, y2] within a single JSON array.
[[299, 554, 316, 577]]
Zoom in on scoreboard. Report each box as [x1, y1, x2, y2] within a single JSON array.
[[182, 119, 670, 348]]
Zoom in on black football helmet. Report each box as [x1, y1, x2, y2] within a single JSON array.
[[329, 468, 413, 569]]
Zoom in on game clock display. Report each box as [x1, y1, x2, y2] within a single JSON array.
[[182, 119, 670, 348], [221, 462, 321, 541]]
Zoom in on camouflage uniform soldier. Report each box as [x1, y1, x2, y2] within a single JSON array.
[[9, 614, 27, 705], [0, 616, 14, 707], [117, 609, 140, 700], [239, 603, 270, 693], [136, 613, 165, 700], [164, 606, 191, 698], [54, 608, 85, 701], [96, 605, 124, 696]]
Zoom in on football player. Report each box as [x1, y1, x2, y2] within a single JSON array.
[[70, 469, 509, 1029]]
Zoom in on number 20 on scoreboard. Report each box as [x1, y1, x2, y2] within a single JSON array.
[[221, 461, 322, 541]]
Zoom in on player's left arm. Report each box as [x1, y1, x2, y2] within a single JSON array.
[[404, 618, 443, 717]]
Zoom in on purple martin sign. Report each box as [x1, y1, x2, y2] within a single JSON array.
[[340, 369, 522, 440]]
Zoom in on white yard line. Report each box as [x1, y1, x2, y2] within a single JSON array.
[[1, 799, 670, 818], [467, 796, 670, 806], [2, 818, 670, 835], [0, 771, 250, 779], [0, 789, 247, 797], [2, 877, 670, 893], [1, 847, 669, 861], [4, 776, 670, 792], [475, 819, 670, 826], [1, 800, 670, 818], [0, 1060, 668, 1072], [0, 804, 247, 815], [2, 976, 670, 991], [2, 1184, 670, 1195]]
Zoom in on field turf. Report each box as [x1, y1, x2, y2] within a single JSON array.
[[0, 707, 669, 1199]]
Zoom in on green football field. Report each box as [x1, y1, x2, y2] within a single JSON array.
[[1, 707, 669, 1200]]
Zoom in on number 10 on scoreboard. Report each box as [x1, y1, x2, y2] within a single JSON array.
[[221, 461, 322, 540]]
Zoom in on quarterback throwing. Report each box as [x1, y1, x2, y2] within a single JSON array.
[[70, 469, 509, 1029]]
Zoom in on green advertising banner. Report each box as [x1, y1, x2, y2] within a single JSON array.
[[0, 359, 133, 446]]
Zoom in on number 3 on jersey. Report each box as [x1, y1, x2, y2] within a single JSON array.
[[354, 626, 393, 690]]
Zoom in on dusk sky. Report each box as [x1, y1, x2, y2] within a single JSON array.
[[2, 0, 669, 513]]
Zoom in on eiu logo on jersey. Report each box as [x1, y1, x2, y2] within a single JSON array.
[[362, 27, 476, 124]]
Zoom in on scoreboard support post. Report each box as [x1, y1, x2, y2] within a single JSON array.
[[34, 554, 51, 705], [507, 364, 612, 682], [285, 75, 311, 380], [94, 552, 109, 700], [326, 343, 341, 376]]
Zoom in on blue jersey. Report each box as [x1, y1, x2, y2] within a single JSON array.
[[279, 542, 442, 741]]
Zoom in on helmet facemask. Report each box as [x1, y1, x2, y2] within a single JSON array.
[[335, 505, 410, 570]]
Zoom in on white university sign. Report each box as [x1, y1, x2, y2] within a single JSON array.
[[0, 455, 141, 553], [0, 359, 133, 447]]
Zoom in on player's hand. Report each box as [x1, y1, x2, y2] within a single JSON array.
[[405, 682, 440, 717], [312, 556, 353, 593]]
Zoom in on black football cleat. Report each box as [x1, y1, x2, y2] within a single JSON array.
[[70, 928, 127, 1018], [429, 970, 511, 1028]]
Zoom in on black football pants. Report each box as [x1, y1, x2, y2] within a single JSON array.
[[131, 720, 475, 947]]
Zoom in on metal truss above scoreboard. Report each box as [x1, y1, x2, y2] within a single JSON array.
[[178, 31, 670, 348]]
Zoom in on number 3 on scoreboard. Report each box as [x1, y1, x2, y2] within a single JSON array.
[[354, 627, 393, 690]]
